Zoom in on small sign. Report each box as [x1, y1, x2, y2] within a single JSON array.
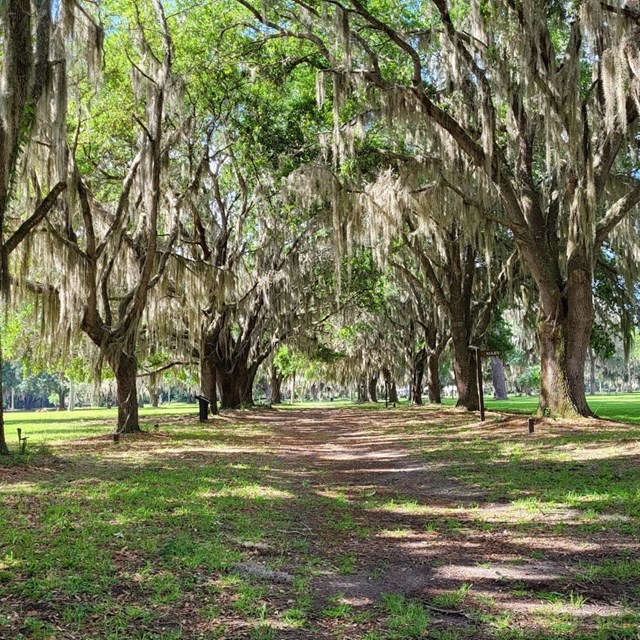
[[480, 350, 500, 357]]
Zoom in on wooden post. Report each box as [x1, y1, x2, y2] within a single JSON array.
[[528, 417, 535, 433]]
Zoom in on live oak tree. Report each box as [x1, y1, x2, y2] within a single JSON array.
[[15, 0, 180, 433], [237, 0, 640, 418], [0, 1, 93, 453]]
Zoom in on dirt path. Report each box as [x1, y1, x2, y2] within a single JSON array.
[[197, 407, 639, 638], [3, 406, 639, 639]]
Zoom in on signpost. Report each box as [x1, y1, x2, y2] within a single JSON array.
[[469, 347, 500, 421]]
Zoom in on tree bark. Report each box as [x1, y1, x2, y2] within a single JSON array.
[[491, 356, 508, 400], [368, 375, 378, 403], [217, 361, 250, 409], [200, 349, 219, 415], [58, 374, 66, 410], [450, 325, 479, 411], [270, 366, 283, 404], [382, 368, 399, 404], [111, 352, 141, 434], [0, 337, 9, 455], [426, 352, 442, 404], [588, 347, 596, 396], [534, 253, 594, 417], [357, 376, 367, 403], [411, 348, 426, 405]]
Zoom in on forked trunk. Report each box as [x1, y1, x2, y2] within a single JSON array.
[[112, 353, 141, 434], [217, 361, 250, 409], [450, 334, 479, 411], [491, 357, 508, 400], [538, 319, 593, 417], [537, 255, 594, 417], [426, 352, 442, 404]]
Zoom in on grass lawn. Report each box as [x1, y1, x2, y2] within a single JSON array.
[[1, 405, 640, 639], [2, 403, 197, 445], [439, 392, 640, 425]]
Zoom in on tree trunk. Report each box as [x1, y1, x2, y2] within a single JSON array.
[[588, 347, 596, 396], [518, 243, 595, 417], [244, 364, 258, 406], [217, 361, 250, 409], [0, 338, 9, 455], [270, 367, 283, 404], [450, 331, 479, 411], [536, 291, 594, 416], [112, 353, 141, 434], [426, 352, 442, 404], [382, 368, 399, 404], [491, 356, 508, 400], [368, 375, 378, 403], [58, 375, 66, 410], [411, 348, 426, 405], [68, 379, 75, 411], [148, 372, 160, 408], [200, 352, 219, 415], [357, 376, 367, 403]]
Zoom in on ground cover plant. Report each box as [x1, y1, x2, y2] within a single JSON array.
[[1, 404, 640, 639]]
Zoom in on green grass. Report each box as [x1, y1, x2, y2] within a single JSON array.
[[2, 403, 197, 444], [471, 392, 640, 424], [2, 404, 640, 639]]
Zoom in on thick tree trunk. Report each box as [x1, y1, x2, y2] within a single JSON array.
[[368, 375, 378, 403], [426, 352, 442, 404], [244, 364, 258, 406], [200, 352, 219, 415], [491, 356, 509, 400], [450, 332, 479, 411], [411, 348, 426, 405], [270, 367, 283, 404], [536, 261, 594, 417], [518, 241, 595, 417], [217, 361, 250, 409], [112, 353, 141, 434], [538, 319, 594, 416]]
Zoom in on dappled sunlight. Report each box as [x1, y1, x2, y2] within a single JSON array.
[[2, 405, 640, 638], [206, 484, 295, 500]]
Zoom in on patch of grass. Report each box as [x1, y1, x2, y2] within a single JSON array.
[[381, 593, 430, 638], [322, 597, 353, 619], [431, 583, 472, 608], [336, 553, 357, 575]]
